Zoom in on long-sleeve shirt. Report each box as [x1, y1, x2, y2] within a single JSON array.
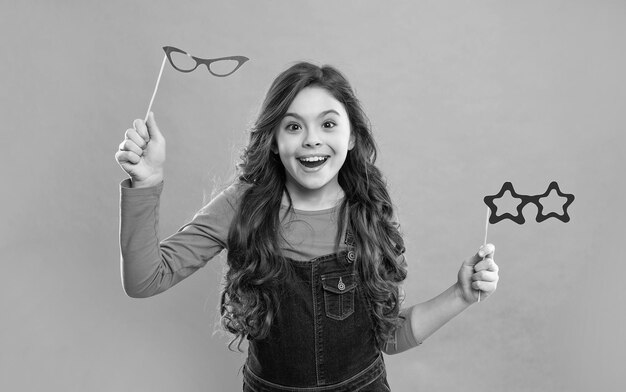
[[119, 179, 418, 353]]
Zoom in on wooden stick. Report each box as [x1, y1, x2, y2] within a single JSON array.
[[144, 54, 168, 123], [478, 206, 489, 303]]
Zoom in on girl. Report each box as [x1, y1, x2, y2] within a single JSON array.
[[115, 62, 499, 391]]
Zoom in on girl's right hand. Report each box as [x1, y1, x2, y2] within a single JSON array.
[[115, 112, 166, 188]]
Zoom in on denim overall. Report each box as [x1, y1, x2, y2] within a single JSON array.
[[242, 231, 391, 391]]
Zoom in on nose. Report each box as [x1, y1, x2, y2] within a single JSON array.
[[303, 127, 322, 148]]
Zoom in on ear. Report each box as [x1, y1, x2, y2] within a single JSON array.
[[271, 143, 278, 154], [348, 132, 356, 151]]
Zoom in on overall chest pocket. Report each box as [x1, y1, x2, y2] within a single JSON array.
[[321, 273, 357, 321]]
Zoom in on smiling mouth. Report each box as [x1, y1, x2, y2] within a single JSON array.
[[297, 156, 329, 168]]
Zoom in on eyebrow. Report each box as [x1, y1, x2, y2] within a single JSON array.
[[283, 109, 341, 121]]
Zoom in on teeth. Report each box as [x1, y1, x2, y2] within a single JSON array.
[[299, 156, 327, 162]]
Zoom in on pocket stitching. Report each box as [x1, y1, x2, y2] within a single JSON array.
[[321, 273, 356, 321]]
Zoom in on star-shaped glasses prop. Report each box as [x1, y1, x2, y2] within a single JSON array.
[[483, 182, 575, 225], [144, 46, 249, 121], [474, 181, 574, 302]]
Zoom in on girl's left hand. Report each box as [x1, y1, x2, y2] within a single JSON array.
[[456, 243, 499, 305]]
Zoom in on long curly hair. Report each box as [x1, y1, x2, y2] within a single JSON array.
[[220, 62, 408, 351]]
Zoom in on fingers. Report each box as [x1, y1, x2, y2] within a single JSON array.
[[463, 243, 496, 267], [145, 112, 164, 141], [478, 243, 495, 259], [471, 280, 497, 292], [117, 121, 147, 165], [133, 118, 150, 143], [115, 149, 141, 165], [119, 137, 143, 157], [125, 127, 147, 149], [474, 257, 499, 272], [472, 268, 498, 282], [458, 244, 498, 302], [119, 113, 158, 161], [472, 254, 499, 299]]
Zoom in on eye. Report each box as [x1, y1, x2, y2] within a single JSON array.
[[322, 121, 336, 129], [285, 123, 301, 132]]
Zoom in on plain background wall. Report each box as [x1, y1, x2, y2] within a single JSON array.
[[1, 0, 624, 391]]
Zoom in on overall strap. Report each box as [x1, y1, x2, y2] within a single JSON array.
[[340, 204, 357, 265], [343, 226, 357, 265]]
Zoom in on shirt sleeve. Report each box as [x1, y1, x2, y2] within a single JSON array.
[[382, 305, 420, 355], [119, 179, 243, 298]]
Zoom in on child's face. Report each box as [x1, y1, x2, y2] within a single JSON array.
[[274, 86, 355, 200]]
